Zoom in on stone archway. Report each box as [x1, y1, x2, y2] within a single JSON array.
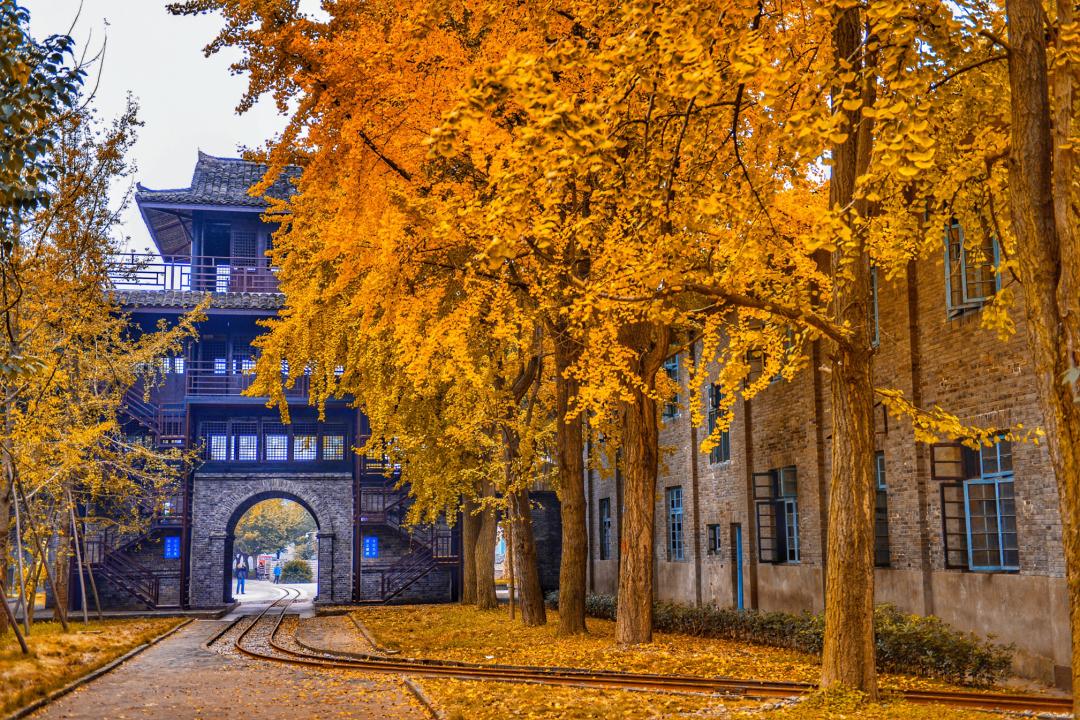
[[188, 473, 354, 607]]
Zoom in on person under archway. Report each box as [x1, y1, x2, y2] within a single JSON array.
[[235, 561, 248, 595]]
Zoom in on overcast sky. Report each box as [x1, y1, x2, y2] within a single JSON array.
[[25, 1, 310, 252]]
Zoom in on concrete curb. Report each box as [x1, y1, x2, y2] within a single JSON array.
[[2, 618, 193, 720], [346, 612, 400, 655], [402, 677, 444, 720]]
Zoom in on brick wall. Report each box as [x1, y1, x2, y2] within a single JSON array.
[[583, 251, 1070, 685]]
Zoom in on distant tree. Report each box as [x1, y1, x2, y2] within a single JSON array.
[[293, 535, 315, 560], [280, 558, 312, 583], [234, 500, 315, 558]]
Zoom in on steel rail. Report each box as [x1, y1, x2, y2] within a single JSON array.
[[232, 589, 1073, 714]]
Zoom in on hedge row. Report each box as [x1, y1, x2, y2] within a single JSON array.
[[544, 592, 1013, 686]]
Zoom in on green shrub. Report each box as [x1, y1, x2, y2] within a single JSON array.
[[280, 559, 313, 583], [544, 592, 1011, 685]]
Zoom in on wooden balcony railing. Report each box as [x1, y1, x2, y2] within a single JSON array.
[[184, 359, 309, 397], [109, 254, 281, 294]]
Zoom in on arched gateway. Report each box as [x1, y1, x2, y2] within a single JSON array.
[[189, 475, 354, 606]]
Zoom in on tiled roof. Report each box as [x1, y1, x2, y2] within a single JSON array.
[[135, 151, 299, 208], [113, 289, 285, 311]]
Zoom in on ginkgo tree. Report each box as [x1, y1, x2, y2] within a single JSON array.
[[170, 0, 597, 631], [0, 97, 203, 641], [172, 0, 1079, 701]]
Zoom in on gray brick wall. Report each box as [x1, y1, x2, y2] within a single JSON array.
[[189, 472, 354, 606]]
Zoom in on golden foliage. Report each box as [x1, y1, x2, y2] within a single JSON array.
[[0, 618, 183, 714]]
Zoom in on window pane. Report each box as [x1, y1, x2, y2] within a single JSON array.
[[667, 487, 684, 561], [946, 222, 966, 309], [236, 434, 258, 461], [599, 498, 611, 560], [322, 435, 344, 461], [784, 499, 800, 562], [209, 434, 228, 461], [265, 435, 287, 461], [294, 435, 317, 460], [756, 501, 778, 563], [779, 467, 798, 497], [966, 481, 1002, 568]]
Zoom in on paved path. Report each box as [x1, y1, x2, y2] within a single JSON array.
[[30, 615, 427, 719], [227, 580, 317, 619]]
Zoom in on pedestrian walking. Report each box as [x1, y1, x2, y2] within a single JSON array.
[[235, 562, 247, 595], [273, 564, 282, 584]]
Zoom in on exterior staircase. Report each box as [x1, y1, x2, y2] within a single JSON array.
[[359, 483, 457, 602], [121, 385, 187, 449], [83, 515, 183, 609]]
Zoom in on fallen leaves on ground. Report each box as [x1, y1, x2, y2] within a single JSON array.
[[763, 688, 1001, 720], [0, 617, 183, 714], [353, 605, 987, 694], [352, 606, 1058, 718], [415, 677, 752, 719]]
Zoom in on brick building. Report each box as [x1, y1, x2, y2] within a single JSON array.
[[585, 230, 1069, 686]]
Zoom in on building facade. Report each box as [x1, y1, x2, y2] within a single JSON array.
[[87, 152, 459, 609], [585, 236, 1070, 686]]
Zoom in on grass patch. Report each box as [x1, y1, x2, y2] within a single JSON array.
[[0, 617, 184, 715], [353, 604, 997, 695]]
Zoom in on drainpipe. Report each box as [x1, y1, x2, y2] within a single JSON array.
[[742, 396, 760, 609], [586, 433, 595, 594]]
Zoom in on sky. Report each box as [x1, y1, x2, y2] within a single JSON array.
[[25, 1, 312, 252]]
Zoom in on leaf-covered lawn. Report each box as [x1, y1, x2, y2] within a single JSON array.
[[353, 604, 987, 692], [419, 677, 751, 720], [355, 606, 1042, 719], [415, 680, 999, 720], [0, 617, 184, 715]]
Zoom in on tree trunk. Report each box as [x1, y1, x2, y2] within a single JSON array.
[[821, 345, 877, 694], [475, 484, 499, 610], [460, 496, 481, 605], [614, 320, 670, 645], [552, 325, 587, 635], [54, 531, 71, 617], [819, 5, 879, 696], [1005, 0, 1080, 710], [509, 487, 546, 626], [0, 481, 9, 636]]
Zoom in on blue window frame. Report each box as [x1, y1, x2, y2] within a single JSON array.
[[598, 498, 612, 560], [707, 385, 731, 464], [164, 535, 180, 559], [874, 452, 889, 567], [662, 355, 680, 419], [363, 535, 379, 559], [666, 487, 684, 561], [964, 440, 1018, 571], [944, 220, 1000, 318]]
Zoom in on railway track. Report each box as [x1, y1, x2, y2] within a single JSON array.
[[218, 588, 1074, 715]]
